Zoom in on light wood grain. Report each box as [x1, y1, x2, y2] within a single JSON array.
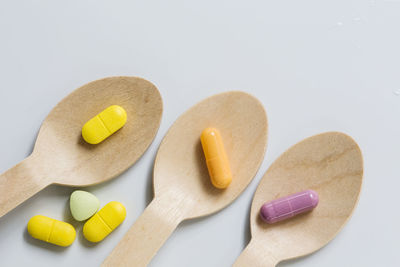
[[0, 76, 163, 218], [103, 91, 268, 267], [234, 132, 363, 267]]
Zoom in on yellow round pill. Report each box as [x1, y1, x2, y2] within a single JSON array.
[[82, 105, 127, 144], [27, 215, 76, 247], [83, 201, 126, 243]]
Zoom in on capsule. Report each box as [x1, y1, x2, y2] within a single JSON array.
[[82, 105, 127, 144], [83, 201, 126, 242], [260, 190, 319, 224], [27, 215, 76, 247], [200, 128, 232, 189]]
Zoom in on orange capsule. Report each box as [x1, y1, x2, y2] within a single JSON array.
[[200, 128, 232, 189]]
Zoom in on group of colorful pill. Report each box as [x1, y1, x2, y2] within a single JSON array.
[[27, 104, 318, 247], [27, 190, 126, 247]]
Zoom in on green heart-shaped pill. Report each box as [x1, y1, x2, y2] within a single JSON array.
[[70, 190, 100, 221]]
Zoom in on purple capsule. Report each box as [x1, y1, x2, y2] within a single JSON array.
[[260, 190, 319, 224]]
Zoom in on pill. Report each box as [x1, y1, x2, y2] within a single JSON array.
[[82, 105, 127, 144], [27, 215, 76, 247], [70, 190, 100, 221], [200, 128, 232, 189], [83, 201, 126, 242], [260, 190, 319, 224]]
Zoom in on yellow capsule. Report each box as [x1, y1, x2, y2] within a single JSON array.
[[82, 105, 127, 144], [27, 215, 76, 247], [83, 201, 126, 243], [200, 128, 232, 189]]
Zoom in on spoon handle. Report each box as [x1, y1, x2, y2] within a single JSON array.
[[233, 239, 278, 267], [0, 156, 48, 218], [103, 197, 184, 267]]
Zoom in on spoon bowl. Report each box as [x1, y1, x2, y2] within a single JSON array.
[[154, 91, 268, 218], [104, 91, 268, 267], [234, 132, 363, 267], [0, 76, 163, 217]]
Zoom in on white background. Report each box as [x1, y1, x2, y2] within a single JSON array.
[[0, 1, 399, 266]]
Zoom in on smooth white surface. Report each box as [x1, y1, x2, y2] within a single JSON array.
[[0, 1, 399, 266]]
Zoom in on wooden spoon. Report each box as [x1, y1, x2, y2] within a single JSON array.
[[233, 132, 363, 267], [0, 76, 163, 218], [103, 91, 268, 267]]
